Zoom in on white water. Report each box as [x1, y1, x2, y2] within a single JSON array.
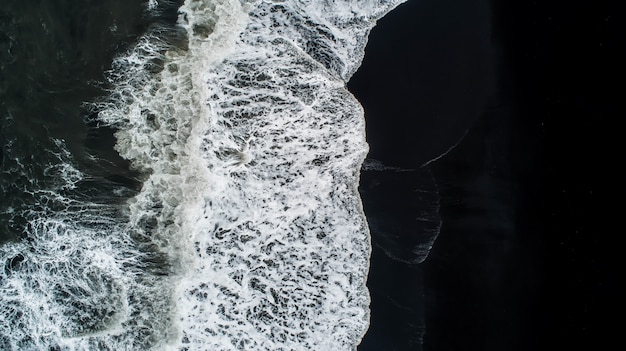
[[0, 0, 407, 349]]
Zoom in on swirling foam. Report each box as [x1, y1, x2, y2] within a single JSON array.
[[0, 138, 181, 350], [1, 0, 407, 350]]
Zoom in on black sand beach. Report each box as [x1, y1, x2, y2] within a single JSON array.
[[352, 0, 621, 349]]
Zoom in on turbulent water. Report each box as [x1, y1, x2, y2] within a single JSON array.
[[1, 0, 408, 350]]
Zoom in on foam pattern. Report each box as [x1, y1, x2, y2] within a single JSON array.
[[1, 0, 407, 350]]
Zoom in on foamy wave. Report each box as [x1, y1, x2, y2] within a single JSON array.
[[1, 0, 407, 350], [100, 0, 408, 349]]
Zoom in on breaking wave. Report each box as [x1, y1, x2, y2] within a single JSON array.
[[1, 0, 407, 349]]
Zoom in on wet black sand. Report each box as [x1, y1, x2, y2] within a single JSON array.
[[351, 0, 622, 350]]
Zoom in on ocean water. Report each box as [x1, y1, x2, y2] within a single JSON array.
[[0, 0, 431, 350]]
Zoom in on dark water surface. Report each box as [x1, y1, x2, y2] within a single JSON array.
[[0, 1, 184, 243]]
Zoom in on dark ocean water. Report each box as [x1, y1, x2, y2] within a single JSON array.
[[1, 0, 177, 244]]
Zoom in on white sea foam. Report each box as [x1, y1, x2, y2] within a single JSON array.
[[0, 139, 183, 350], [1, 0, 408, 350]]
